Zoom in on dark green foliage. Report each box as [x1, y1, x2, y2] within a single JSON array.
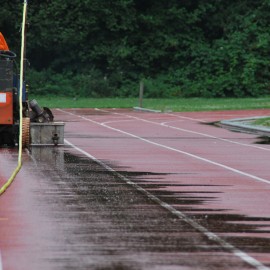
[[27, 69, 113, 97], [1, 0, 270, 97]]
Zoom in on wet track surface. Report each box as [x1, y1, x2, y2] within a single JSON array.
[[1, 108, 270, 269]]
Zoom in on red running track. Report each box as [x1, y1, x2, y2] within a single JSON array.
[[0, 108, 270, 269], [58, 108, 270, 216], [57, 108, 270, 267]]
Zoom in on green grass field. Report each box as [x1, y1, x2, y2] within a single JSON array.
[[32, 96, 270, 112], [252, 117, 270, 127]]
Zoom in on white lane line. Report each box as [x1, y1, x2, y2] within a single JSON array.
[[160, 120, 185, 125], [65, 138, 270, 270], [58, 109, 270, 185], [96, 109, 270, 151], [166, 112, 263, 123], [0, 251, 3, 270], [166, 113, 209, 123], [102, 119, 136, 125]]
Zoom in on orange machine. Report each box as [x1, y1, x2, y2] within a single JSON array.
[[0, 32, 9, 51], [0, 32, 16, 145], [0, 32, 13, 126], [0, 92, 13, 125], [0, 32, 54, 147]]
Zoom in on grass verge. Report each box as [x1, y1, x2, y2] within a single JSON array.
[[251, 117, 270, 127], [31, 96, 270, 112]]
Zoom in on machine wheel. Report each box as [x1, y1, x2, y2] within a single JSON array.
[[22, 117, 30, 148]]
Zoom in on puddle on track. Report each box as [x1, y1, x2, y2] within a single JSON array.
[[21, 147, 270, 270]]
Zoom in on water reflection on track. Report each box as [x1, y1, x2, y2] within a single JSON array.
[[23, 146, 270, 270]]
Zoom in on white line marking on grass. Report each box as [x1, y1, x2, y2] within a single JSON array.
[[65, 138, 270, 270], [58, 109, 270, 185]]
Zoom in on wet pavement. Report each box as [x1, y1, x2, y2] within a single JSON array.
[[1, 108, 270, 270]]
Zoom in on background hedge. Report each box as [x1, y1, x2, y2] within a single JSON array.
[[1, 0, 270, 98]]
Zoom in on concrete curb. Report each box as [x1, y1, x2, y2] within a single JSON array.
[[133, 107, 162, 113], [219, 116, 270, 137]]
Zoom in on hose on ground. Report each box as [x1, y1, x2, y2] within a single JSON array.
[[0, 1, 28, 195]]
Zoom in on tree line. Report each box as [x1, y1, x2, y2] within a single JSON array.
[[1, 0, 270, 98]]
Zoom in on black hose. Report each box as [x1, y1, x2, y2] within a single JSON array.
[[0, 50, 17, 59]]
